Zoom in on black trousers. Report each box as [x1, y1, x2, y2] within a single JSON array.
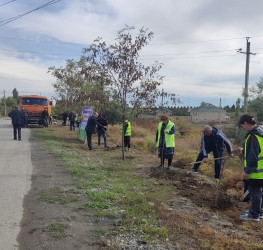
[[13, 124, 21, 139], [124, 136, 131, 148], [86, 132, 93, 150]]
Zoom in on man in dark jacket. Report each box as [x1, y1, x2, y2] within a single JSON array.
[[97, 114, 108, 147], [8, 106, 24, 141], [68, 111, 76, 131], [42, 108, 49, 128], [85, 112, 98, 150], [191, 125, 234, 179], [21, 107, 28, 128], [62, 111, 68, 126], [238, 114, 263, 221]]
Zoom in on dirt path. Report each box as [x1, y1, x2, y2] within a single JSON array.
[[17, 133, 108, 250]]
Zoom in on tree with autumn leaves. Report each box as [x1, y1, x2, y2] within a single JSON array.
[[49, 26, 179, 158]]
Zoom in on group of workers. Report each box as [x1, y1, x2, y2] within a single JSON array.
[[8, 106, 263, 222], [84, 112, 131, 151], [80, 111, 263, 223], [61, 111, 80, 129], [156, 113, 263, 222]]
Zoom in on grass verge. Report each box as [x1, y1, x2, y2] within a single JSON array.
[[32, 127, 172, 245]]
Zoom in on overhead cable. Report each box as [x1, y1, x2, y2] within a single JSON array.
[[0, 0, 62, 26], [0, 0, 15, 7]]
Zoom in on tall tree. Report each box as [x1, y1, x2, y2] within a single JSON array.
[[12, 88, 18, 100], [248, 77, 263, 121], [82, 26, 178, 158], [82, 26, 178, 116], [235, 98, 241, 117], [48, 59, 111, 113]]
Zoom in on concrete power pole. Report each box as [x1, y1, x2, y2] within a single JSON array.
[[238, 37, 256, 113], [4, 90, 6, 116], [219, 98, 222, 124], [161, 88, 164, 109]]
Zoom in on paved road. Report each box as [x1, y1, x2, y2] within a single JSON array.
[[0, 117, 32, 250]]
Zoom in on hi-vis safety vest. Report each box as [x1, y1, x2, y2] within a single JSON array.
[[122, 120, 131, 136], [244, 134, 263, 179], [156, 120, 175, 148]]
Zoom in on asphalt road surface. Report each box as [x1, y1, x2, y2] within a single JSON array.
[[0, 117, 32, 250]]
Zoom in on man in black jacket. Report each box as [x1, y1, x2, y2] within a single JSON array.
[[97, 114, 108, 147], [62, 111, 68, 126], [42, 108, 49, 128], [85, 112, 98, 150], [68, 111, 76, 131], [191, 125, 234, 179], [8, 106, 24, 141]]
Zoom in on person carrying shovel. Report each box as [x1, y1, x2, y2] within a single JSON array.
[[97, 114, 108, 147], [156, 114, 175, 169], [190, 125, 234, 179]]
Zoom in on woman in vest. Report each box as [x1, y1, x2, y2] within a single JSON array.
[[238, 114, 263, 222], [156, 114, 175, 169]]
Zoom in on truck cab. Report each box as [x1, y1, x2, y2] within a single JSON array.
[[19, 95, 52, 125]]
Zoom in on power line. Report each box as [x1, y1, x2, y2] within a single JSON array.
[[0, 0, 62, 27], [151, 35, 263, 46], [0, 47, 237, 60], [140, 54, 238, 61], [141, 49, 237, 57], [0, 0, 15, 7], [151, 36, 246, 45], [0, 35, 87, 46], [0, 48, 78, 57], [0, 75, 52, 82]]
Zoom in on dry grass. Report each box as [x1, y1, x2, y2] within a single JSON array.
[[45, 118, 263, 249], [131, 117, 246, 200]]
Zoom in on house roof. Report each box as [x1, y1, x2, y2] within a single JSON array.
[[190, 103, 224, 112]]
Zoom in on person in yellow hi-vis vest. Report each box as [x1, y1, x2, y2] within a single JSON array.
[[156, 114, 175, 169], [122, 115, 131, 151], [238, 114, 263, 222]]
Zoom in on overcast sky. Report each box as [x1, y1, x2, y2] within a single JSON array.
[[1, 0, 263, 107]]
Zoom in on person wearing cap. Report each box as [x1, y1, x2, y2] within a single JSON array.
[[191, 125, 234, 179], [156, 114, 175, 169], [8, 106, 24, 141], [237, 114, 263, 222]]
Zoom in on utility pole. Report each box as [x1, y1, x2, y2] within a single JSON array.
[[4, 90, 6, 116], [238, 37, 256, 113], [161, 88, 164, 109], [219, 98, 222, 124]]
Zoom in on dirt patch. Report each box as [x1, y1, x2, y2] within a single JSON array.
[[150, 167, 235, 211], [17, 135, 110, 250]]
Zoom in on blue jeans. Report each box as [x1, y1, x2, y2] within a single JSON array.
[[98, 130, 107, 147], [248, 185, 263, 219], [192, 150, 223, 179]]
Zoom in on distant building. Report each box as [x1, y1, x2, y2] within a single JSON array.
[[189, 103, 226, 123]]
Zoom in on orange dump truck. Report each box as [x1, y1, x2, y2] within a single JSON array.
[[19, 95, 52, 125]]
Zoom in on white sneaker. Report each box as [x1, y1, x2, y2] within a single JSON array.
[[240, 214, 259, 222]]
